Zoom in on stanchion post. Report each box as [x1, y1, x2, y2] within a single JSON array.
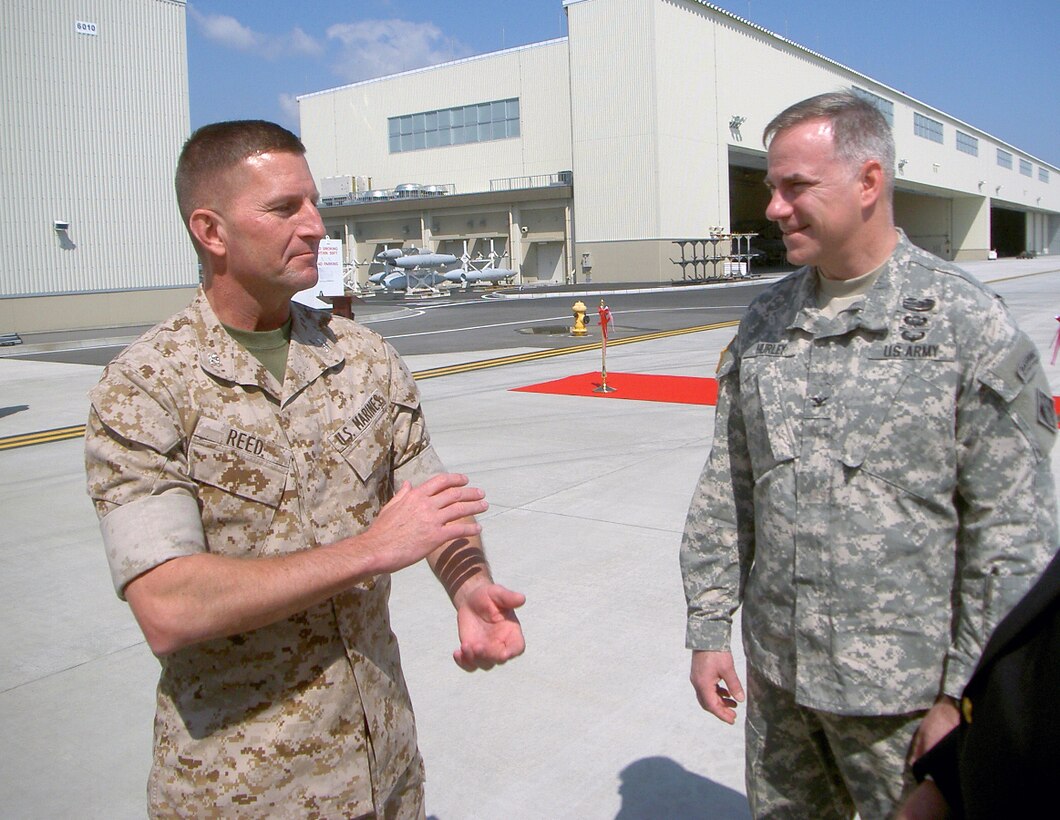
[[594, 299, 616, 394]]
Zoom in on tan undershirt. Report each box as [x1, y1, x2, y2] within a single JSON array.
[[815, 263, 884, 319]]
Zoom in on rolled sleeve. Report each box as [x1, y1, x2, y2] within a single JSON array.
[[85, 363, 204, 598], [394, 443, 445, 488], [100, 492, 206, 597]]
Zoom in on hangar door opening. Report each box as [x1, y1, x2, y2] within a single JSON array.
[[990, 207, 1026, 257], [728, 163, 791, 270]]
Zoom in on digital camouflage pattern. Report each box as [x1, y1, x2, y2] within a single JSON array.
[[85, 291, 443, 817], [681, 231, 1058, 715], [745, 666, 922, 819]]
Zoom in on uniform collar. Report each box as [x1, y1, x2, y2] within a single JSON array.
[[191, 290, 345, 402], [787, 229, 912, 337], [284, 302, 346, 402]]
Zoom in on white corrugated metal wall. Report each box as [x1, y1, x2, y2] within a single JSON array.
[[0, 0, 195, 299], [567, 0, 661, 242], [294, 0, 1060, 282], [566, 0, 1060, 271], [299, 39, 572, 196]]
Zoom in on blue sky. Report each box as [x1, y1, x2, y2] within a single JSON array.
[[187, 0, 1059, 164]]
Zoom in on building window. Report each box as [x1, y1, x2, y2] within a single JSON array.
[[913, 112, 943, 143], [1041, 167, 1050, 183], [955, 131, 978, 156], [997, 148, 1013, 169], [388, 98, 520, 153], [851, 86, 894, 127], [1019, 158, 1032, 177]]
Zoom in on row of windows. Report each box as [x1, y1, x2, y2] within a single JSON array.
[[388, 98, 520, 154], [386, 89, 1052, 184], [914, 112, 944, 144], [956, 130, 978, 156], [857, 84, 1049, 183], [965, 140, 1047, 181]]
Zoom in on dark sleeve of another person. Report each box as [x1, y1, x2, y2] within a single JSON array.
[[913, 728, 965, 817], [915, 551, 1060, 819]]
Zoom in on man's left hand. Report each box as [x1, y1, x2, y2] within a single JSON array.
[[895, 780, 951, 820], [453, 583, 526, 671], [910, 697, 960, 762]]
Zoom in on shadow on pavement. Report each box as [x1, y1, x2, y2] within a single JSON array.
[[616, 756, 751, 819]]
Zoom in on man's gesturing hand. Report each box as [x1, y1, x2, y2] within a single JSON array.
[[453, 583, 526, 671], [360, 474, 488, 575], [690, 650, 745, 725]]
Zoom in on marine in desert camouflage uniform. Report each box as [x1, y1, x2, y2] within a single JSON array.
[[85, 120, 525, 818], [680, 92, 1057, 818]]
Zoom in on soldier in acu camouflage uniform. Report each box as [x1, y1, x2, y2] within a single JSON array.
[[680, 92, 1057, 818], [85, 120, 525, 818]]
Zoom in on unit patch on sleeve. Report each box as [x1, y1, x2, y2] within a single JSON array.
[[1016, 350, 1040, 384], [1037, 389, 1057, 431]]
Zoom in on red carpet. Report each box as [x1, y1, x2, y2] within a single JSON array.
[[514, 374, 1060, 421], [511, 372, 719, 405]]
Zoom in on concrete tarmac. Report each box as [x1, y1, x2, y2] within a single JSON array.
[[1, 256, 1058, 818]]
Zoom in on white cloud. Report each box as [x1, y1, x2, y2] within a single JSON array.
[[190, 7, 258, 50], [189, 7, 323, 59], [326, 19, 472, 82], [288, 27, 323, 57]]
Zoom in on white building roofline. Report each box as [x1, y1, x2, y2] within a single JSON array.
[[688, 1, 1056, 170], [299, 1, 1054, 170], [297, 37, 568, 102]]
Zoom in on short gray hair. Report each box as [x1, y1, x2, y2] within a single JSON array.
[[763, 91, 895, 196]]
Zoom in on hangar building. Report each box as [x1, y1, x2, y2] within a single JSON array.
[[0, 0, 195, 335], [299, 0, 1060, 286]]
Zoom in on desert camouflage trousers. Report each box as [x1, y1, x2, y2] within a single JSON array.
[[374, 762, 425, 820], [745, 666, 924, 819]]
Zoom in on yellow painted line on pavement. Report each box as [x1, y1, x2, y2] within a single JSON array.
[[0, 424, 87, 451], [412, 320, 739, 379], [1, 320, 738, 451], [980, 267, 1060, 285]]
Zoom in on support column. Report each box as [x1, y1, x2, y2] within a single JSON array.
[[509, 205, 525, 283], [951, 195, 991, 262]]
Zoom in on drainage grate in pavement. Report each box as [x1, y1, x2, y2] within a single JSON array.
[[516, 325, 576, 336]]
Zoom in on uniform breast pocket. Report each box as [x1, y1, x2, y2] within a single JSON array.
[[739, 357, 797, 482], [849, 363, 957, 501], [188, 419, 291, 556], [323, 427, 391, 551], [336, 429, 390, 486]]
